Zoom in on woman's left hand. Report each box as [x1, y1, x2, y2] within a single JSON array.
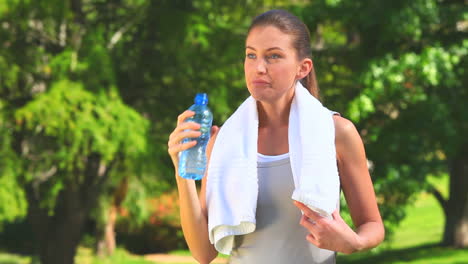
[[293, 201, 363, 254]]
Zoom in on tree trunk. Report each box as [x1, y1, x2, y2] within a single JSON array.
[[442, 150, 468, 248], [97, 206, 117, 257], [26, 186, 90, 264], [37, 215, 85, 264], [96, 177, 128, 256], [25, 153, 114, 264]]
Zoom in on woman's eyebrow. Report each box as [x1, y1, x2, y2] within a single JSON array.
[[245, 46, 284, 51]]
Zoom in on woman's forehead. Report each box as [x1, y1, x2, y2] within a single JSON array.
[[246, 26, 294, 51]]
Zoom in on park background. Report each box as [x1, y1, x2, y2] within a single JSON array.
[[0, 0, 467, 263]]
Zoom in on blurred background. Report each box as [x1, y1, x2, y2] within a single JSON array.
[[0, 0, 466, 263]]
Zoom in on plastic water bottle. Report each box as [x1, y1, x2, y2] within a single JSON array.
[[178, 93, 213, 180]]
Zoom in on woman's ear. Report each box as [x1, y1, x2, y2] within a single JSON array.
[[296, 58, 313, 80]]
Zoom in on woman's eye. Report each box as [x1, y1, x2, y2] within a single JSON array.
[[267, 54, 281, 59], [247, 53, 256, 59]]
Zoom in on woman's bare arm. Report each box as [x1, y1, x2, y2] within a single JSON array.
[[168, 111, 219, 263], [333, 115, 385, 251]]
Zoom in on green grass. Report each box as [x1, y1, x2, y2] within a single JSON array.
[[338, 243, 468, 264], [387, 175, 448, 249], [75, 247, 154, 264], [164, 250, 192, 257], [168, 249, 229, 259], [0, 247, 154, 264], [387, 191, 444, 249], [0, 253, 29, 264], [335, 175, 468, 264]]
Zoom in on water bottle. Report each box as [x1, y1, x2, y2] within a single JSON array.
[[178, 93, 213, 180]]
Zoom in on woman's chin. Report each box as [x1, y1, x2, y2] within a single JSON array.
[[249, 87, 274, 101], [250, 92, 272, 102]]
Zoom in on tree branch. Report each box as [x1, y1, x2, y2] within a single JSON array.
[[34, 166, 57, 183], [107, 21, 133, 50], [429, 184, 448, 217], [106, 5, 147, 50]]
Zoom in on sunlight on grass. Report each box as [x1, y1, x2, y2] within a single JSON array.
[[0, 253, 30, 264], [168, 249, 228, 259], [387, 192, 444, 249], [165, 250, 192, 257], [386, 174, 448, 250], [75, 247, 154, 264]]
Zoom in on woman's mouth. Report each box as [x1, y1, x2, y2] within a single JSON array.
[[252, 79, 270, 86]]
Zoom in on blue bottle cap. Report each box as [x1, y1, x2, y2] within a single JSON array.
[[194, 93, 208, 105]]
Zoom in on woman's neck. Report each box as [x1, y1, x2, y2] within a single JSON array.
[[257, 91, 294, 128]]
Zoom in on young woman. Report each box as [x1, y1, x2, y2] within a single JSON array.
[[168, 9, 384, 264]]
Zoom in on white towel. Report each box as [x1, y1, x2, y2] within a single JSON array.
[[206, 81, 340, 255]]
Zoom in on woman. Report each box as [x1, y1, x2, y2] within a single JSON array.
[[168, 9, 384, 264]]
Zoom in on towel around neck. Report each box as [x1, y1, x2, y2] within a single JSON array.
[[206, 81, 340, 254]]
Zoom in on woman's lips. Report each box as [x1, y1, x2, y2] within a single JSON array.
[[252, 79, 270, 85]]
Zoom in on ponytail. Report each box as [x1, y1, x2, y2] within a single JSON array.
[[300, 64, 320, 100]]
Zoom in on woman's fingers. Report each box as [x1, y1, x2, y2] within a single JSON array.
[[168, 111, 200, 161], [332, 209, 343, 222], [168, 140, 197, 156], [293, 201, 325, 223], [177, 110, 195, 125], [300, 214, 317, 230], [170, 122, 201, 141], [179, 121, 201, 131], [211, 125, 220, 135], [169, 130, 202, 147], [306, 234, 320, 247]]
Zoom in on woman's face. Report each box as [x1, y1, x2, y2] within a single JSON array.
[[244, 26, 302, 103]]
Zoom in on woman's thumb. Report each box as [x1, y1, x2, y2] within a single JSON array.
[[332, 209, 342, 221], [211, 125, 220, 135]]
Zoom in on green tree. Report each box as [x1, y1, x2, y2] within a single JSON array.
[[0, 101, 27, 225], [0, 1, 150, 263], [14, 81, 148, 264], [0, 0, 265, 261]]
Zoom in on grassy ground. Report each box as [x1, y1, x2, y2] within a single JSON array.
[[0, 247, 155, 264], [0, 253, 29, 264], [336, 175, 468, 264]]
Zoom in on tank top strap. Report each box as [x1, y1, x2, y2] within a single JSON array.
[[327, 108, 341, 116]]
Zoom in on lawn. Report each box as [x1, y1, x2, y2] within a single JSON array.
[[0, 247, 156, 264], [336, 175, 468, 264]]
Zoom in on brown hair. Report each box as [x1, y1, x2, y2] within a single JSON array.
[[247, 9, 320, 99]]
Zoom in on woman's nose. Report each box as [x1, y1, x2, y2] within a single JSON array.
[[255, 59, 267, 74]]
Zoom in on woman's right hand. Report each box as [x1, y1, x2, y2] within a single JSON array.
[[167, 110, 202, 169]]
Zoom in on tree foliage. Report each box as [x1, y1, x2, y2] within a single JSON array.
[[14, 80, 148, 211], [0, 101, 27, 224]]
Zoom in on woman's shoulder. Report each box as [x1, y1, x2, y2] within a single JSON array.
[[332, 115, 358, 138], [331, 115, 364, 162]]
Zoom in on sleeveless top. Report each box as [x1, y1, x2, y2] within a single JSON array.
[[228, 111, 340, 264]]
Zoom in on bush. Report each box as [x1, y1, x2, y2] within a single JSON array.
[[116, 189, 187, 253]]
